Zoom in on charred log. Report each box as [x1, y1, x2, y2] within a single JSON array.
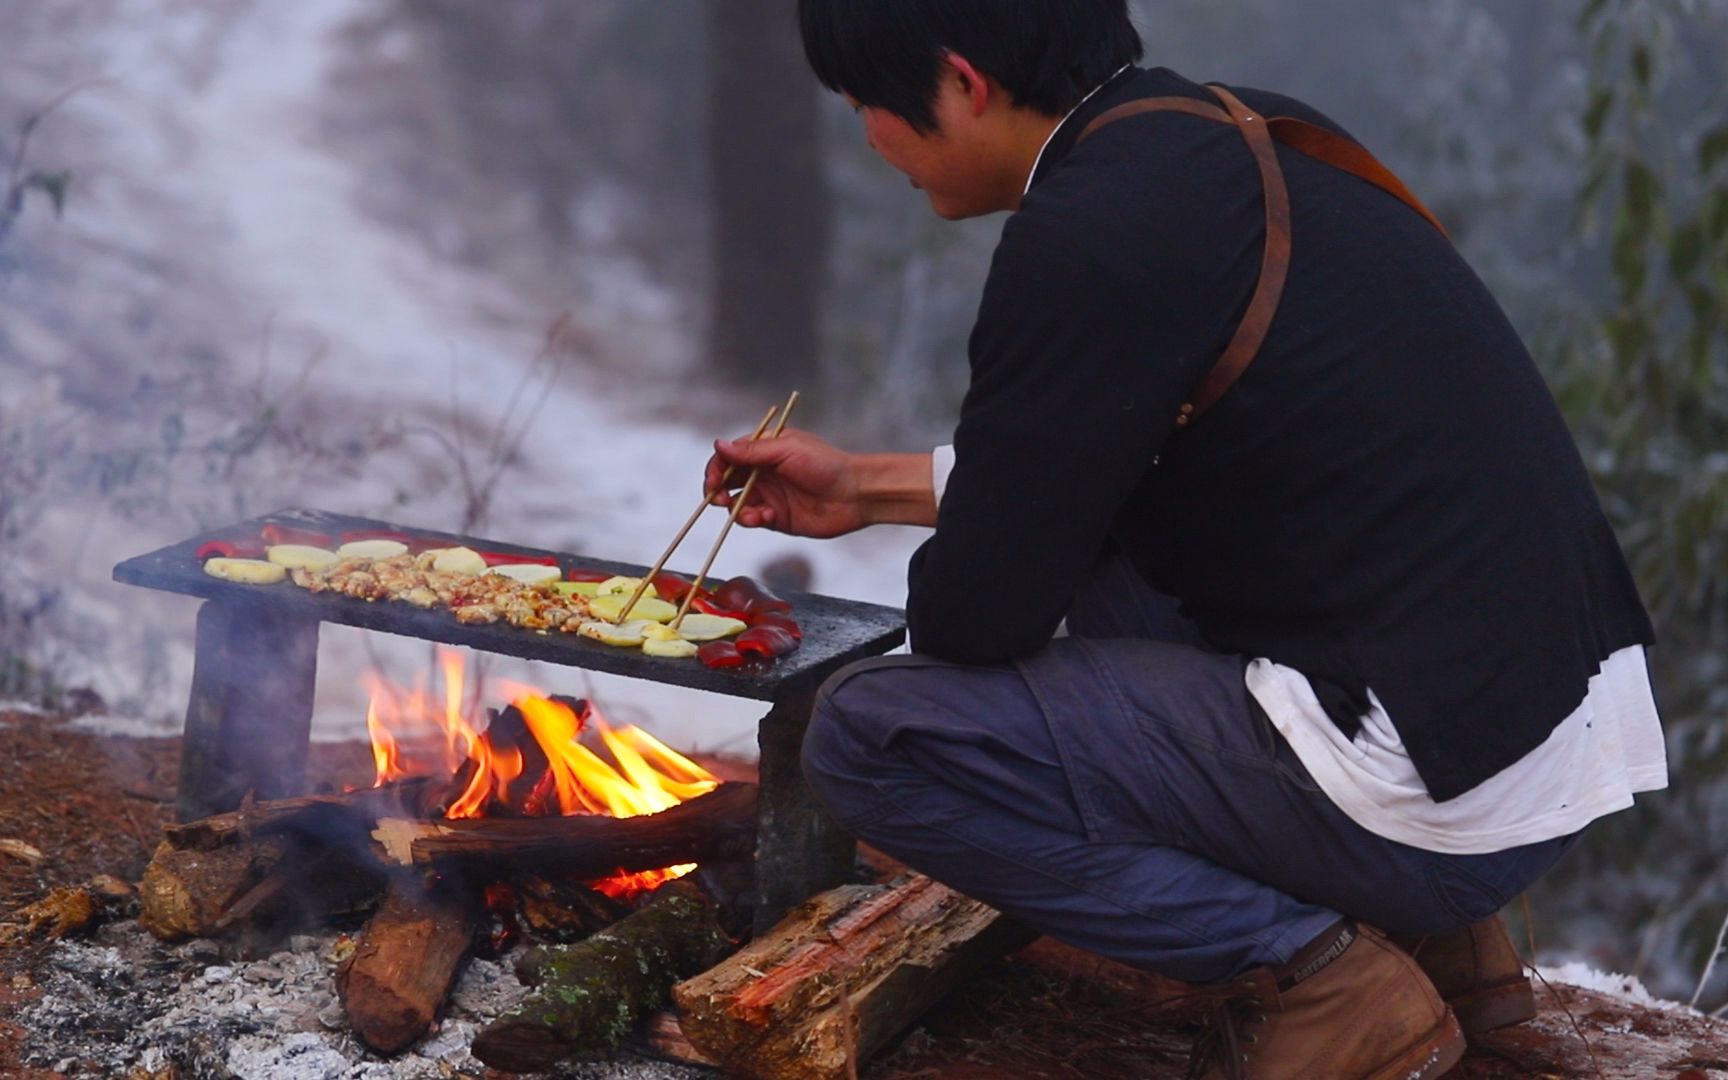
[[411, 781, 757, 879], [336, 874, 481, 1056], [484, 703, 552, 814], [214, 843, 386, 949], [138, 837, 293, 941], [139, 834, 386, 945], [470, 881, 731, 1072], [515, 875, 630, 943], [672, 875, 1033, 1080], [163, 778, 437, 852]]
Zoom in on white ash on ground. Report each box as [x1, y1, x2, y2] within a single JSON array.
[[17, 922, 711, 1079]]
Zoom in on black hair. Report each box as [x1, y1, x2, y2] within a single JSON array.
[[798, 0, 1143, 132]]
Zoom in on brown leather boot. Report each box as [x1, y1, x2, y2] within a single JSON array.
[[1189, 921, 1465, 1080], [1395, 915, 1536, 1037]]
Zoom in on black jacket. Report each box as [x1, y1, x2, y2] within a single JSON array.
[[906, 67, 1654, 801]]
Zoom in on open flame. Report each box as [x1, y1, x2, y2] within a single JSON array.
[[364, 647, 719, 897]]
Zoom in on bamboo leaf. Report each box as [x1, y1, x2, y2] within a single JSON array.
[[1703, 125, 1728, 173], [1670, 221, 1707, 278], [1624, 160, 1661, 233], [1631, 43, 1653, 90], [1584, 89, 1615, 143], [1708, 188, 1728, 243]]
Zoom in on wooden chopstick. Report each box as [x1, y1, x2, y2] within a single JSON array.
[[611, 402, 783, 623], [671, 391, 800, 630]]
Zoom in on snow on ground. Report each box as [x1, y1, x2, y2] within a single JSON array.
[[15, 0, 922, 755], [1539, 962, 1701, 1016]]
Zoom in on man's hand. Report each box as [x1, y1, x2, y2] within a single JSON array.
[[704, 429, 938, 538]]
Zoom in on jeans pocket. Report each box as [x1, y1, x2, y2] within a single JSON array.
[[1018, 640, 1184, 846], [1256, 701, 1325, 796]]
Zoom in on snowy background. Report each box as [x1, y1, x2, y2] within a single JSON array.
[[0, 0, 925, 754]]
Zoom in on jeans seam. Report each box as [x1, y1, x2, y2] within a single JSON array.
[[1081, 640, 1191, 848], [859, 773, 1238, 950]]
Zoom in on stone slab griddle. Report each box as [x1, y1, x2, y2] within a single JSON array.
[[114, 508, 906, 700]]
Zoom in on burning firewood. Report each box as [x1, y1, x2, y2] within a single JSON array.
[[161, 778, 438, 852], [470, 880, 731, 1072], [515, 875, 630, 942], [671, 875, 1033, 1080], [410, 780, 759, 879], [336, 873, 481, 1055]]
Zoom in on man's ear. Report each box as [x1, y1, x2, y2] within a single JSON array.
[[941, 52, 993, 118]]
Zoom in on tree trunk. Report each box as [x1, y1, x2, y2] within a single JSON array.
[[470, 881, 731, 1073], [673, 875, 1033, 1080], [707, 0, 832, 388]]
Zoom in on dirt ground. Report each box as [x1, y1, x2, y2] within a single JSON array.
[[1, 707, 1723, 1080]]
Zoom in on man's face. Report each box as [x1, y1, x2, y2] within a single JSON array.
[[848, 85, 1006, 220]]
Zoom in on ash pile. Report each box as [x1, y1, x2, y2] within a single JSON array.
[[16, 919, 705, 1078]]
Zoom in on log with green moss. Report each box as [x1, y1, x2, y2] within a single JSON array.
[[470, 880, 731, 1073]]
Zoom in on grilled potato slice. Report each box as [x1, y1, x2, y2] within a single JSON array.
[[337, 539, 410, 560], [203, 558, 287, 584], [266, 544, 340, 570], [642, 637, 699, 659], [596, 576, 657, 600], [576, 619, 656, 647], [672, 613, 748, 641], [430, 547, 487, 575], [587, 594, 679, 623], [488, 564, 562, 585]]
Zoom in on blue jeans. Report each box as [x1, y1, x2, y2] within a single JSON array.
[[801, 556, 1575, 984]]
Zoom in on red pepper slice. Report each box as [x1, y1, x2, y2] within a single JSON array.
[[479, 551, 559, 568], [691, 595, 751, 621], [261, 523, 334, 548], [196, 539, 266, 561], [745, 612, 803, 640], [713, 575, 792, 615], [565, 568, 614, 583], [696, 641, 746, 670], [734, 625, 798, 659], [650, 572, 698, 603]]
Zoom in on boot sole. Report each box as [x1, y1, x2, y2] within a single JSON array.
[[1450, 978, 1538, 1037], [1366, 1010, 1467, 1080]]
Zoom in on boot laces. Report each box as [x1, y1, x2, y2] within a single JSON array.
[[1186, 985, 1270, 1080]]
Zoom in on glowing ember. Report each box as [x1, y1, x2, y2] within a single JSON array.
[[363, 647, 719, 897]]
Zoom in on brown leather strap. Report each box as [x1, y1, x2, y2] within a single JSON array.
[[1077, 95, 1448, 239], [1073, 86, 1448, 428], [1078, 96, 1232, 142], [1177, 84, 1292, 426], [1266, 117, 1450, 239]]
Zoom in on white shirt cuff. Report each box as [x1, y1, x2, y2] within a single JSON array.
[[931, 444, 956, 506]]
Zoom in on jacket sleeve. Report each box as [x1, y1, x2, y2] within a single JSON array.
[[906, 220, 1210, 663]]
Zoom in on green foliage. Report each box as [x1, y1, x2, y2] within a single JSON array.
[[1556, 0, 1728, 713], [1534, 0, 1728, 1001]]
